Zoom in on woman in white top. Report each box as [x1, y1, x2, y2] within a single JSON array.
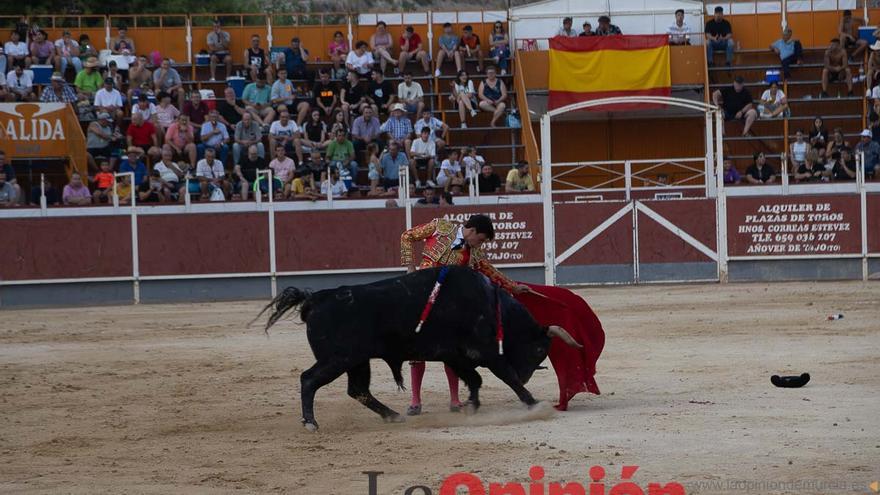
[[450, 70, 477, 128], [788, 129, 811, 173], [759, 81, 788, 118]]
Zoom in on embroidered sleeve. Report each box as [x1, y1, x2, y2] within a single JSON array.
[[400, 219, 438, 266], [475, 257, 518, 293]]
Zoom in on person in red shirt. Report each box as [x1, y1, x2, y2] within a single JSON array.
[[459, 25, 484, 73], [125, 112, 161, 164], [397, 26, 430, 74]]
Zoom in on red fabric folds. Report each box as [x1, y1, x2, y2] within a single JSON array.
[[515, 284, 605, 411]]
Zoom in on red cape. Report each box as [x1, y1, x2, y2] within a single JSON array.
[[515, 284, 605, 410]]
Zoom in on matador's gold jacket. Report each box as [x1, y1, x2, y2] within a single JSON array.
[[400, 218, 517, 292]]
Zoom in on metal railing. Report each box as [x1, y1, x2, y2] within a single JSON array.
[[551, 157, 711, 200]]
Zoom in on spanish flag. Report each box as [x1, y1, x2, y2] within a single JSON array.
[[548, 35, 671, 111]]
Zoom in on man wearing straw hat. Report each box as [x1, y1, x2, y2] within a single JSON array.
[[74, 56, 103, 99], [40, 72, 77, 103]]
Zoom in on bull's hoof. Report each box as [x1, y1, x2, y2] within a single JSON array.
[[526, 401, 541, 410], [463, 401, 480, 415], [384, 413, 406, 424], [302, 420, 319, 432], [406, 404, 422, 416]]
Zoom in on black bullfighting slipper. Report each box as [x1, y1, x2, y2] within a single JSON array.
[[771, 373, 810, 388]]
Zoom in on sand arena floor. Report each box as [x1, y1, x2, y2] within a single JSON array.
[[1, 281, 878, 494]]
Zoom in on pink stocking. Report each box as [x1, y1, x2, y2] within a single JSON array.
[[410, 361, 426, 406], [444, 365, 461, 405]]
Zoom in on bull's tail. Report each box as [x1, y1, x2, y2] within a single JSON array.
[[254, 286, 312, 332], [385, 359, 406, 392]]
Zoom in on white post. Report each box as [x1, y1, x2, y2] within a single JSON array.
[[704, 111, 716, 198], [115, 171, 139, 303], [632, 198, 639, 284], [714, 110, 728, 283], [346, 14, 354, 52], [39, 173, 47, 212], [401, 164, 412, 230], [858, 152, 868, 281], [185, 17, 193, 64], [255, 168, 263, 208], [540, 113, 556, 285], [427, 11, 434, 65], [184, 176, 192, 209], [266, 168, 277, 297], [780, 151, 789, 195], [266, 15, 274, 50], [624, 160, 632, 201], [326, 166, 334, 206]]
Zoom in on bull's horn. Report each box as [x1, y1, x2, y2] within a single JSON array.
[[547, 325, 583, 349]]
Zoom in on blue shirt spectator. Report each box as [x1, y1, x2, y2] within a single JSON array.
[[380, 148, 408, 181], [119, 151, 147, 185]]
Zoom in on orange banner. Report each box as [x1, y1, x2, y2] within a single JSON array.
[[0, 102, 88, 178]]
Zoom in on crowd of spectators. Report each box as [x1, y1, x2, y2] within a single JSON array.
[[0, 18, 529, 207]]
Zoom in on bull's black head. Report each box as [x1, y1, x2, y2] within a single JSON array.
[[499, 296, 553, 384]]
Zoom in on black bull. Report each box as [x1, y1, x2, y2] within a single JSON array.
[[259, 266, 581, 431]]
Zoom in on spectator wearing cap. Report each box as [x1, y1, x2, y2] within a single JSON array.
[[29, 30, 54, 65], [54, 30, 81, 75], [278, 37, 309, 81], [770, 28, 803, 78], [856, 128, 880, 177], [207, 19, 232, 81], [579, 22, 594, 37], [506, 161, 535, 192], [459, 25, 484, 73], [667, 9, 690, 45], [345, 41, 375, 77], [398, 26, 430, 74], [712, 76, 757, 136], [436, 22, 463, 77], [820, 38, 853, 98], [380, 102, 414, 152], [40, 71, 77, 103], [94, 77, 124, 123], [126, 112, 162, 164], [6, 65, 34, 101], [73, 56, 101, 98], [86, 112, 116, 168], [199, 109, 231, 164], [5, 31, 30, 70], [370, 21, 398, 75], [705, 6, 734, 67], [120, 146, 148, 186], [153, 58, 184, 108], [557, 17, 577, 37], [62, 172, 92, 205], [595, 16, 622, 36]]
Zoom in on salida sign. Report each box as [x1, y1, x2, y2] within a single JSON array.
[[0, 103, 72, 157]]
